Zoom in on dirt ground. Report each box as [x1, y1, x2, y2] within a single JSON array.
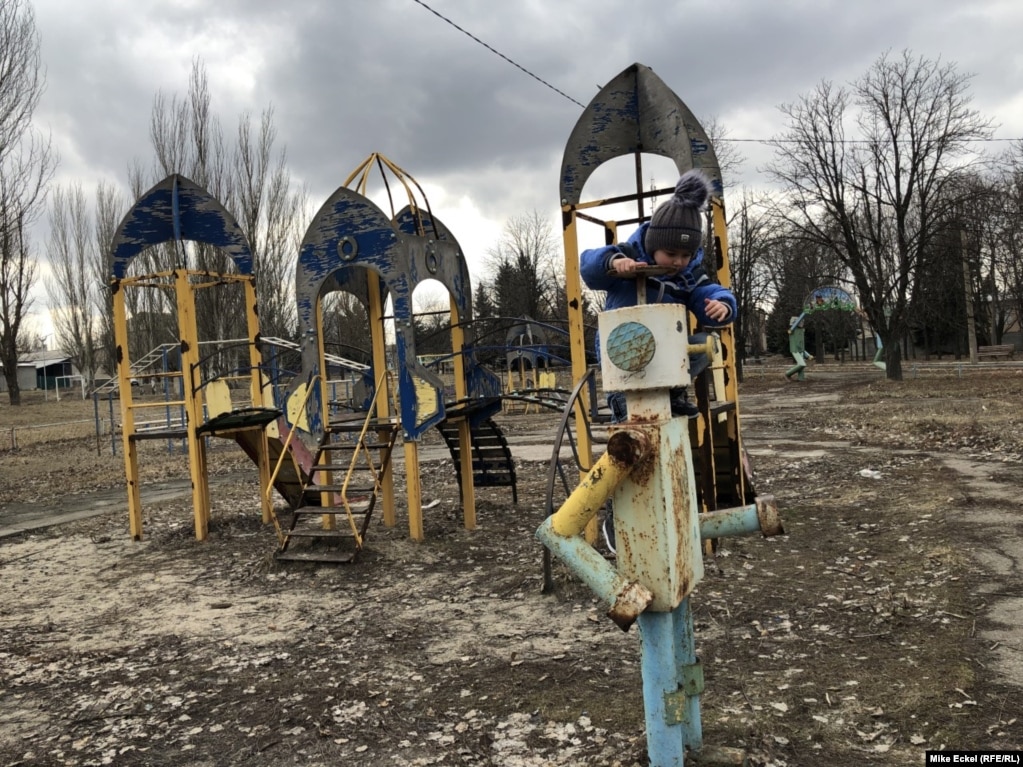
[[1, 365, 1022, 766]]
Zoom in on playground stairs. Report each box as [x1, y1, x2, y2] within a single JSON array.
[[230, 420, 313, 508], [260, 335, 369, 373], [436, 414, 518, 505], [273, 412, 399, 564], [91, 343, 179, 395], [689, 372, 750, 512]]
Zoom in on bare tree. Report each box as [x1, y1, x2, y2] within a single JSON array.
[[234, 108, 306, 338], [46, 183, 99, 387], [986, 144, 1023, 353], [91, 180, 124, 377], [120, 59, 305, 369], [765, 50, 992, 379], [727, 188, 775, 364], [0, 0, 56, 404], [485, 210, 563, 322], [701, 115, 746, 190]]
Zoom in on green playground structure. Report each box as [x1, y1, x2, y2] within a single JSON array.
[[785, 286, 870, 380], [785, 317, 812, 381]]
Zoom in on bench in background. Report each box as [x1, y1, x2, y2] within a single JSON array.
[[977, 344, 1016, 361]]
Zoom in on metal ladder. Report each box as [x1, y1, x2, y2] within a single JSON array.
[[271, 374, 398, 564], [91, 343, 180, 394]]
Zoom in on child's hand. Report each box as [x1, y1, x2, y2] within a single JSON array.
[[704, 298, 731, 322], [612, 257, 640, 274]]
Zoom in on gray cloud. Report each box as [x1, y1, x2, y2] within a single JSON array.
[[23, 0, 1023, 330]]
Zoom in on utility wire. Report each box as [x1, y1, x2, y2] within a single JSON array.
[[720, 137, 1022, 144], [410, 0, 586, 109], [411, 0, 1021, 146]]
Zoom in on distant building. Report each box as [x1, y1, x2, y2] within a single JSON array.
[[0, 351, 77, 393]]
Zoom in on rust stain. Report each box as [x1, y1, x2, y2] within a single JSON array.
[[606, 431, 642, 465], [630, 425, 659, 485], [629, 413, 659, 424], [669, 451, 695, 598], [630, 451, 656, 486], [606, 581, 653, 632], [607, 429, 658, 486]]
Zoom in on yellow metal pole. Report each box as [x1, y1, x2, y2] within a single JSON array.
[[549, 428, 652, 537], [710, 198, 739, 403], [313, 301, 337, 531], [456, 421, 475, 529], [112, 280, 144, 539], [562, 209, 591, 453], [404, 440, 424, 540], [258, 430, 272, 523], [449, 297, 476, 530], [244, 278, 263, 410], [561, 208, 598, 543], [366, 271, 398, 528], [242, 278, 273, 523], [550, 452, 624, 537], [710, 197, 747, 502], [174, 269, 210, 540]]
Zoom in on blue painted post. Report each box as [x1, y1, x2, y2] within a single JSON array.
[[672, 599, 702, 751], [699, 498, 782, 541], [638, 598, 703, 766]]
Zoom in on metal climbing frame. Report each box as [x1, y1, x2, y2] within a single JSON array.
[[109, 174, 273, 541], [289, 153, 503, 542], [559, 62, 751, 516]]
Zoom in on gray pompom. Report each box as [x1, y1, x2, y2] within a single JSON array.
[[672, 169, 711, 210]]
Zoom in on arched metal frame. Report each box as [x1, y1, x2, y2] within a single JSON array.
[[109, 174, 268, 542], [294, 189, 485, 441], [110, 174, 255, 278], [559, 62, 748, 513], [292, 157, 491, 539]]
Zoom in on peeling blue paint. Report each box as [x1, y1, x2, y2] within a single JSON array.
[[110, 175, 254, 279], [559, 63, 723, 205]]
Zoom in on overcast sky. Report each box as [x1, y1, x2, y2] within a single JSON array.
[[24, 0, 1023, 338]]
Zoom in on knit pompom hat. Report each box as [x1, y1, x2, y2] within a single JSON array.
[[644, 169, 711, 255]]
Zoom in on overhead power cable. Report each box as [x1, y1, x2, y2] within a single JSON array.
[[411, 1, 1021, 146], [719, 137, 1022, 145], [410, 0, 586, 109]]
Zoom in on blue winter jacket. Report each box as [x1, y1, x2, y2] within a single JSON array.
[[580, 223, 737, 327]]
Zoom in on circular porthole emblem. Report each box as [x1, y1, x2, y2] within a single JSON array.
[[337, 236, 358, 261], [606, 321, 656, 372]]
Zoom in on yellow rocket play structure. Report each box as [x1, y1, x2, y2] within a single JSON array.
[[557, 63, 754, 521], [536, 63, 783, 766], [108, 175, 281, 542], [108, 157, 510, 563]]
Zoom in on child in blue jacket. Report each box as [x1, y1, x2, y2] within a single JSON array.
[[581, 169, 736, 553], [581, 168, 736, 421]]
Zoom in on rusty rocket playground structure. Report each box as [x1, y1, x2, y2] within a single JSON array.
[[109, 154, 510, 562], [108, 63, 783, 766]]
